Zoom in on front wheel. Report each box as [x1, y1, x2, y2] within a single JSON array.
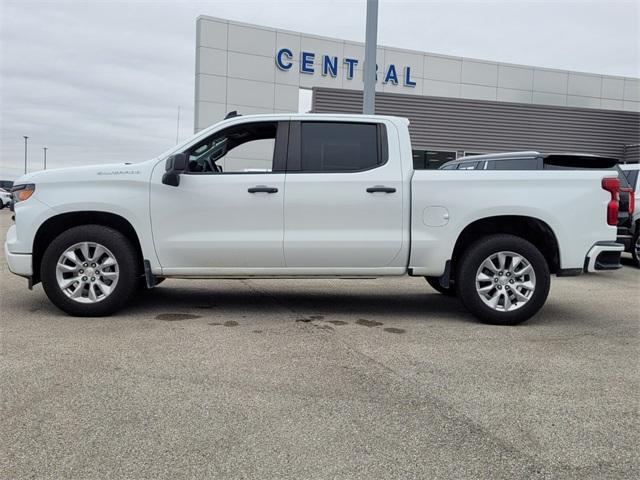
[[456, 234, 550, 325], [41, 225, 139, 316]]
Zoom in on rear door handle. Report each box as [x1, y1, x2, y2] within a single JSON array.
[[248, 186, 278, 194], [366, 185, 396, 193]]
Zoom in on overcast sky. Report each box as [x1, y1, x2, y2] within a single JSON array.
[[1, 0, 638, 180]]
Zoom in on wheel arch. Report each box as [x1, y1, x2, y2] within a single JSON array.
[[451, 215, 560, 276], [32, 211, 144, 285]]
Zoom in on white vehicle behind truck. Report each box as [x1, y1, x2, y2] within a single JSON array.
[[0, 188, 11, 209], [5, 114, 624, 324]]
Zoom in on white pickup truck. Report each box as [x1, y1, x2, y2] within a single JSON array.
[[5, 114, 624, 324]]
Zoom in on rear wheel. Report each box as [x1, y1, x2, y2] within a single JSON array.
[[456, 234, 550, 325], [425, 276, 456, 296], [41, 225, 138, 316]]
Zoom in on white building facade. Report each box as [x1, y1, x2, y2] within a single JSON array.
[[195, 15, 640, 164]]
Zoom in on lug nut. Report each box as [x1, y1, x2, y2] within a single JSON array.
[[79, 269, 84, 274], [509, 279, 514, 284], [506, 272, 511, 277], [497, 285, 502, 290], [83, 263, 88, 267], [494, 278, 499, 282], [91, 263, 96, 268], [499, 271, 503, 275], [82, 276, 87, 281], [91, 277, 95, 282]]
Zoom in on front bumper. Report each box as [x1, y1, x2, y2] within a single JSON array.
[[584, 241, 624, 273], [4, 242, 32, 277], [5, 224, 32, 277]]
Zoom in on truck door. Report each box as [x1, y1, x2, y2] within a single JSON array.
[[149, 120, 288, 272], [283, 120, 404, 269]]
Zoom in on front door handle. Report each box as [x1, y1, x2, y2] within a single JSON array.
[[366, 185, 396, 193], [248, 186, 278, 194]]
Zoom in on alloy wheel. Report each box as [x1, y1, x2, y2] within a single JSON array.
[[475, 251, 536, 312], [55, 242, 119, 303]]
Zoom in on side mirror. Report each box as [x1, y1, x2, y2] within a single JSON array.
[[162, 153, 188, 186]]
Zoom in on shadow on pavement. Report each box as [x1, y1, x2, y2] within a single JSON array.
[[122, 282, 573, 325]]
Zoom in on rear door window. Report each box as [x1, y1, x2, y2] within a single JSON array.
[[296, 122, 383, 172]]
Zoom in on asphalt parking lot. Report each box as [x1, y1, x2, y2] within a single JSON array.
[[1, 210, 638, 479]]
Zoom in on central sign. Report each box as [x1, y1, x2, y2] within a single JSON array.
[[275, 48, 416, 88]]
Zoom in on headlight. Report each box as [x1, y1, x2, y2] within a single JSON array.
[[11, 184, 36, 204]]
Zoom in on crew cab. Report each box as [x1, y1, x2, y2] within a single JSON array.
[[5, 114, 624, 325]]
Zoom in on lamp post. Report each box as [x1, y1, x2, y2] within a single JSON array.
[[363, 0, 379, 114], [43, 147, 48, 170], [23, 136, 29, 174], [176, 105, 181, 144]]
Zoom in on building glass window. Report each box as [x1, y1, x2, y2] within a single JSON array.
[[412, 150, 426, 170], [413, 150, 457, 169], [426, 151, 457, 169]]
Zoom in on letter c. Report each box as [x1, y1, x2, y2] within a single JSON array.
[[276, 48, 293, 70]]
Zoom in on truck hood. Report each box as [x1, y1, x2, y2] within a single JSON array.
[[13, 159, 159, 185]]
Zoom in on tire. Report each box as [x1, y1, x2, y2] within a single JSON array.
[[41, 225, 139, 316], [425, 276, 456, 296], [456, 234, 550, 326], [632, 224, 640, 268]]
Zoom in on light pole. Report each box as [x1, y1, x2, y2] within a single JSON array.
[[363, 0, 379, 114], [43, 147, 48, 170], [176, 105, 181, 144], [23, 136, 29, 174]]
